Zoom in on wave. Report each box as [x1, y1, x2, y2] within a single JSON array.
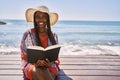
[[0, 45, 20, 55], [0, 20, 120, 55], [59, 42, 120, 56], [57, 20, 120, 26], [1, 41, 119, 56], [58, 31, 120, 36]]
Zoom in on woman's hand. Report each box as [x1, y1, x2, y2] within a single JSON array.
[[35, 59, 51, 68]]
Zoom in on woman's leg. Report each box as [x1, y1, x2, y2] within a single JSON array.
[[32, 67, 55, 80]]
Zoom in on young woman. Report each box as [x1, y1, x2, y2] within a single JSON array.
[[20, 6, 60, 80]]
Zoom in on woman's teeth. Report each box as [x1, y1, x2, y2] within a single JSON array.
[[39, 22, 43, 25]]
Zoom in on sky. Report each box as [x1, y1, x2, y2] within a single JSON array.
[[0, 0, 120, 21]]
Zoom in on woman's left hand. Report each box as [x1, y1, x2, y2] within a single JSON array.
[[44, 58, 51, 68], [35, 59, 51, 68]]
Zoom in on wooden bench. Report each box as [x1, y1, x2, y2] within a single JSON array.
[[0, 54, 120, 80]]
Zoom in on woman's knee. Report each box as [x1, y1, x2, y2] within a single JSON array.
[[32, 67, 55, 80]]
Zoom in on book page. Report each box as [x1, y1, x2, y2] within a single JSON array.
[[45, 44, 60, 50], [27, 46, 45, 50], [27, 45, 60, 51]]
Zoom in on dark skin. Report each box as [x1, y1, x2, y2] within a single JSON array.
[[35, 59, 51, 68], [32, 11, 55, 80], [34, 11, 51, 68]]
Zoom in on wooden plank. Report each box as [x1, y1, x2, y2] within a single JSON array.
[[0, 55, 120, 59], [0, 65, 20, 68], [58, 76, 120, 80], [60, 58, 120, 62], [60, 62, 120, 66], [58, 70, 120, 76], [0, 76, 23, 80], [60, 65, 120, 70], [0, 58, 20, 60], [1, 60, 120, 66], [0, 55, 19, 57], [1, 65, 120, 71], [1, 58, 120, 62], [0, 65, 120, 70], [0, 69, 120, 76], [0, 75, 120, 80], [0, 54, 120, 80], [0, 61, 21, 64]]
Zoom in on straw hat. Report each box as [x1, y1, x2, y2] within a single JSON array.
[[25, 5, 58, 26]]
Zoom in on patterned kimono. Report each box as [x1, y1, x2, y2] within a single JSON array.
[[20, 28, 60, 80]]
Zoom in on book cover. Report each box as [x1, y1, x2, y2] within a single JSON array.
[[27, 44, 61, 64]]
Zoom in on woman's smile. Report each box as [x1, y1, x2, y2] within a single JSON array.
[[34, 11, 48, 33]]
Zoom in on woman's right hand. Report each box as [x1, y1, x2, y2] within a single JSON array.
[[35, 59, 51, 68], [35, 60, 44, 68]]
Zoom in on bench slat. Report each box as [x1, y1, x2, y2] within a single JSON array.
[[0, 69, 120, 76], [0, 54, 120, 80], [0, 75, 120, 80], [0, 65, 120, 70]]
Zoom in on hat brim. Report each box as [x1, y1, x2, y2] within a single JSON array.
[[25, 8, 58, 26]]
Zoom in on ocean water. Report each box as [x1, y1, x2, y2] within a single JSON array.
[[0, 20, 120, 55]]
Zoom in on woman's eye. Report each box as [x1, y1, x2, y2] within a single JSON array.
[[35, 14, 47, 20], [43, 15, 47, 19], [35, 16, 39, 19]]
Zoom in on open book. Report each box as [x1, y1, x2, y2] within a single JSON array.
[[27, 44, 61, 64]]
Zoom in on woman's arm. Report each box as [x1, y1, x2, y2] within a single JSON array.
[[20, 31, 34, 79]]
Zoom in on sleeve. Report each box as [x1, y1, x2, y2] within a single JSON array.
[[53, 32, 59, 44], [20, 31, 34, 79]]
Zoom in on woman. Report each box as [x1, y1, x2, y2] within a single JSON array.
[[20, 5, 60, 80]]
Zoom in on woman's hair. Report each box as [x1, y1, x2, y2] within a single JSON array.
[[33, 11, 56, 46]]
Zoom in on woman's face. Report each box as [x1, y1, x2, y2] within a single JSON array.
[[34, 11, 48, 33]]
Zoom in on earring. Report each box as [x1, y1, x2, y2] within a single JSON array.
[[46, 26, 48, 30]]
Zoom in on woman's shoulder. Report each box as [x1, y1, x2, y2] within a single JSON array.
[[22, 28, 34, 38], [30, 28, 35, 33], [23, 28, 34, 34], [22, 28, 35, 41]]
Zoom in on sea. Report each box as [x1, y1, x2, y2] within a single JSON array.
[[0, 20, 120, 55]]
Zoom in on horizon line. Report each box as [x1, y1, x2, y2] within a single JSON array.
[[1, 19, 120, 22]]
